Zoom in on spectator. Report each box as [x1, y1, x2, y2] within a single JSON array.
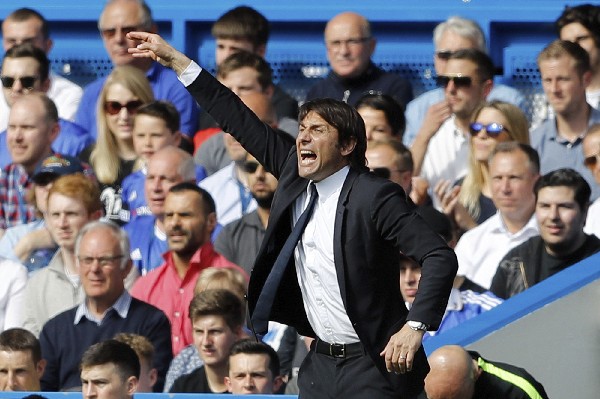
[[355, 93, 405, 142], [455, 142, 540, 290], [423, 345, 548, 399], [124, 146, 197, 275], [435, 101, 530, 232], [0, 43, 92, 167], [225, 339, 284, 395], [80, 340, 139, 399], [412, 49, 494, 210], [21, 173, 102, 336], [170, 289, 245, 393], [39, 220, 172, 391], [79, 65, 153, 225], [0, 328, 45, 391], [491, 168, 600, 299], [1, 8, 82, 127], [583, 124, 600, 236], [131, 183, 246, 355], [75, 0, 197, 139], [114, 333, 157, 393], [531, 40, 600, 201], [404, 16, 525, 146], [366, 138, 416, 204], [306, 12, 413, 108]]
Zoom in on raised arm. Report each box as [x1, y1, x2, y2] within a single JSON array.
[[128, 32, 192, 76]]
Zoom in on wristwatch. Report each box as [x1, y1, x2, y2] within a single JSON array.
[[407, 321, 428, 332]]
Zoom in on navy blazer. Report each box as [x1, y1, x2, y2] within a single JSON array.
[[187, 68, 458, 395]]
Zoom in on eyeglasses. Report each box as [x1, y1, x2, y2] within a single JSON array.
[[326, 37, 371, 50], [436, 74, 473, 88], [435, 50, 456, 60], [104, 100, 144, 115], [370, 167, 407, 179], [0, 75, 38, 90], [100, 25, 140, 40], [77, 255, 124, 268], [242, 161, 262, 174], [469, 122, 509, 137], [584, 149, 600, 169]]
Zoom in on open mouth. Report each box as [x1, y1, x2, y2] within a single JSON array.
[[300, 150, 317, 165]]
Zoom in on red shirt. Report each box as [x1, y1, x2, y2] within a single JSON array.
[[131, 242, 246, 355]]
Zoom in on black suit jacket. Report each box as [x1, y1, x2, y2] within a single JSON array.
[[187, 68, 457, 396]]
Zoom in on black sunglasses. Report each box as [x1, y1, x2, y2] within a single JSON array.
[[0, 75, 38, 90], [436, 75, 473, 88], [242, 161, 261, 174], [584, 150, 600, 169], [104, 100, 144, 115], [469, 122, 509, 137], [370, 167, 408, 179], [435, 50, 456, 60]]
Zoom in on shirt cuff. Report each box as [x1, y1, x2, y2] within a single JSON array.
[[178, 61, 202, 87]]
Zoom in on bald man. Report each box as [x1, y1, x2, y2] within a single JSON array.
[[306, 12, 413, 108], [423, 345, 548, 399]]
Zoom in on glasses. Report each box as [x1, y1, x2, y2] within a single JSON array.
[[584, 149, 600, 169], [0, 75, 38, 90], [78, 255, 124, 268], [326, 37, 371, 50], [100, 25, 140, 40], [242, 161, 262, 174], [104, 100, 144, 115], [370, 167, 407, 179], [435, 50, 456, 60], [436, 74, 473, 88], [469, 122, 509, 137]]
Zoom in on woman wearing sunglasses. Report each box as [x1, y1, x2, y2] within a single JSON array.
[[79, 66, 154, 224], [435, 100, 530, 233]]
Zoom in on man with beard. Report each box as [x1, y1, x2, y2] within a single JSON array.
[[214, 153, 278, 275], [130, 183, 246, 355]]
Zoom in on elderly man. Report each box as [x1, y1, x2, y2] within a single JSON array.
[[1, 7, 82, 128], [306, 12, 413, 108], [39, 220, 172, 392], [0, 328, 46, 391], [75, 0, 197, 139], [128, 31, 456, 398]]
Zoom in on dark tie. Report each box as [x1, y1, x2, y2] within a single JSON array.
[[251, 183, 318, 336]]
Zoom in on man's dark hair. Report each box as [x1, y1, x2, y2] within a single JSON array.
[[489, 141, 540, 175], [188, 289, 244, 331], [449, 48, 495, 82], [537, 39, 591, 77], [217, 51, 273, 91], [212, 6, 269, 48], [534, 168, 591, 211], [80, 339, 140, 381], [355, 93, 406, 137], [0, 328, 42, 364], [5, 8, 49, 39], [299, 98, 368, 171], [169, 182, 216, 215], [136, 100, 180, 133], [228, 339, 280, 377], [556, 4, 600, 49], [3, 42, 50, 82]]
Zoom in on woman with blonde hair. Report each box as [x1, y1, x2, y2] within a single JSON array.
[[79, 65, 154, 224], [435, 100, 530, 233]]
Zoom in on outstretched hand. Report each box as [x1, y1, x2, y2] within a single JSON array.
[[127, 31, 192, 76]]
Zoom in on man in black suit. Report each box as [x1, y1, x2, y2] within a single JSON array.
[[128, 31, 458, 399]]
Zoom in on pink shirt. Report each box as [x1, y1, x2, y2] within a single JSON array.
[[131, 242, 246, 355]]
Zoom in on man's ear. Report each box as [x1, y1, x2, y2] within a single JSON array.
[[225, 376, 233, 392], [41, 77, 51, 93], [149, 368, 158, 388], [126, 376, 139, 395], [272, 375, 284, 393], [255, 44, 266, 58], [340, 137, 357, 157], [36, 359, 47, 378]]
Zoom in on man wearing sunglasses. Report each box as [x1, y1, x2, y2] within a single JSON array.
[[74, 0, 198, 140], [411, 49, 494, 210], [1, 8, 82, 129], [0, 44, 94, 168], [531, 40, 600, 202], [404, 16, 525, 147]]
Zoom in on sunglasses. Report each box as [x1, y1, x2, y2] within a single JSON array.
[[104, 100, 144, 115], [370, 167, 407, 179], [0, 75, 38, 90], [435, 50, 456, 60], [436, 75, 473, 88], [242, 161, 261, 174], [100, 25, 140, 40], [469, 122, 509, 137], [584, 150, 600, 169]]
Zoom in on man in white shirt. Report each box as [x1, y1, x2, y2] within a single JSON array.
[[1, 7, 82, 129], [455, 142, 540, 290]]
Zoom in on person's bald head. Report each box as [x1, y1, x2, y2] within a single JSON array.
[[424, 345, 476, 399], [324, 12, 375, 79]]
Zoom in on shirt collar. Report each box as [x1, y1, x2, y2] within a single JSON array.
[[74, 290, 132, 325], [493, 212, 538, 236], [313, 165, 350, 201]]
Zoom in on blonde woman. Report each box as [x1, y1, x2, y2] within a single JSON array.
[[435, 101, 530, 232], [80, 66, 154, 224]]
